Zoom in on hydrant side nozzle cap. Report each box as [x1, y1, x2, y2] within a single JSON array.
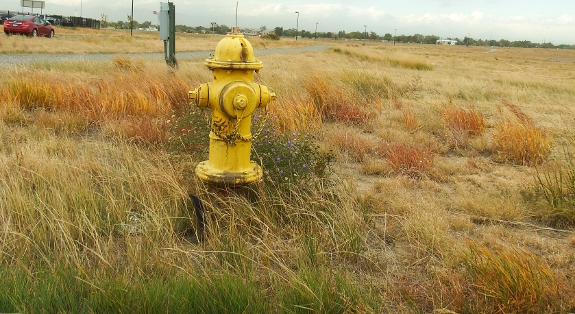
[[189, 90, 197, 101]]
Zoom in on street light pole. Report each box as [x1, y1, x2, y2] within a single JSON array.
[[394, 28, 396, 45], [315, 22, 318, 40], [295, 11, 299, 40]]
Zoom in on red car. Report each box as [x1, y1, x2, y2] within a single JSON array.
[[3, 15, 54, 37]]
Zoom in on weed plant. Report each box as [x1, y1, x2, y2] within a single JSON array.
[[169, 107, 211, 158], [252, 114, 335, 185]]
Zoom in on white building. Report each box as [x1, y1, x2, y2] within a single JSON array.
[[437, 39, 458, 45]]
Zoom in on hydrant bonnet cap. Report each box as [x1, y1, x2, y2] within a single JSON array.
[[205, 33, 263, 70]]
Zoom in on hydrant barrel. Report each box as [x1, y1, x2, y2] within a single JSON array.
[[189, 28, 275, 186]]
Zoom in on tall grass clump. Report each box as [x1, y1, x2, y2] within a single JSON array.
[[533, 147, 575, 226], [341, 70, 399, 101], [268, 99, 322, 133], [402, 108, 419, 130], [333, 48, 433, 71], [493, 102, 551, 165], [302, 73, 374, 125], [1, 60, 190, 119], [380, 143, 435, 177], [443, 103, 486, 136], [464, 241, 559, 313]]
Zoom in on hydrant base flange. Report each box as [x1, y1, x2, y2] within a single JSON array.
[[195, 161, 262, 186]]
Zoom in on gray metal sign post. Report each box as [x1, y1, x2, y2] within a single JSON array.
[[159, 2, 177, 68]]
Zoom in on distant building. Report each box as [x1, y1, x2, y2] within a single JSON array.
[[437, 39, 458, 45]]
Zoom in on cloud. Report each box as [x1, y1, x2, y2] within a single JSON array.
[[403, 10, 485, 25]]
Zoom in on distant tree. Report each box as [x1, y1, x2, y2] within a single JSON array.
[[498, 39, 510, 47], [383, 33, 392, 41], [260, 25, 266, 31], [283, 28, 296, 37], [423, 35, 439, 44], [116, 21, 125, 29], [274, 26, 283, 36], [369, 31, 379, 40], [216, 24, 230, 34], [140, 21, 152, 28]]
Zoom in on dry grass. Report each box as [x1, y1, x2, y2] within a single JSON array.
[[464, 241, 559, 313], [327, 129, 376, 162], [0, 27, 311, 54], [402, 108, 419, 130], [268, 99, 321, 133], [442, 103, 486, 136], [2, 29, 575, 312], [493, 110, 552, 165], [1, 60, 189, 119], [380, 143, 435, 177], [303, 73, 375, 125]]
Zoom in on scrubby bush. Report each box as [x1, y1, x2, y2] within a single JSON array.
[[252, 114, 334, 184], [261, 33, 280, 40]]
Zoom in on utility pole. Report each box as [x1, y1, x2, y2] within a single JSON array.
[[315, 22, 318, 40], [394, 28, 396, 45], [364, 25, 366, 45]]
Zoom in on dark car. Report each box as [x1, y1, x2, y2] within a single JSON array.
[[3, 15, 54, 37]]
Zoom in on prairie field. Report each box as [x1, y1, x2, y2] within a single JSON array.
[[1, 29, 575, 313]]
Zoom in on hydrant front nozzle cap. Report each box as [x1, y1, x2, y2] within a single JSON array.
[[270, 92, 277, 101]]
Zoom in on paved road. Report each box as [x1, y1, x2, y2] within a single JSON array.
[[0, 45, 331, 67]]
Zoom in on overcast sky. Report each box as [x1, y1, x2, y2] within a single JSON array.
[[4, 0, 574, 44]]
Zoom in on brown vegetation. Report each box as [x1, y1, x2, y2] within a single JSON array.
[[1, 31, 575, 312]]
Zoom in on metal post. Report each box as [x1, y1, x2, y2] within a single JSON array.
[[167, 2, 177, 67], [314, 22, 317, 40], [394, 28, 396, 45], [364, 25, 366, 45], [295, 11, 299, 40], [130, 0, 134, 36]]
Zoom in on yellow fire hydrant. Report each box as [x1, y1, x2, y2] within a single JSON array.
[[189, 27, 276, 185]]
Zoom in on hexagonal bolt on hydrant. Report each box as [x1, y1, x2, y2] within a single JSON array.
[[189, 26, 276, 185]]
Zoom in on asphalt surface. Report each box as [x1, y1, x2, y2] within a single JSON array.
[[0, 45, 331, 67]]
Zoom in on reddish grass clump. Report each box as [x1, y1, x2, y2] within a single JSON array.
[[402, 108, 419, 130], [381, 143, 435, 177], [464, 241, 559, 313], [442, 104, 486, 136], [303, 73, 373, 125]]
